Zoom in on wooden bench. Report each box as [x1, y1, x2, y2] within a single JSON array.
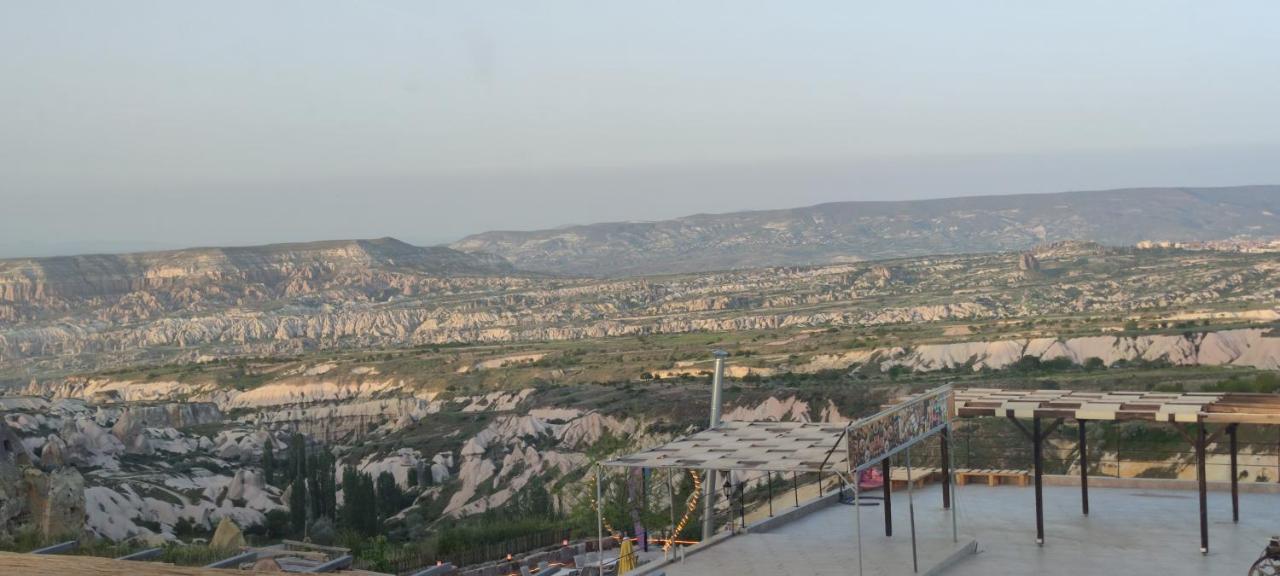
[[888, 467, 941, 490], [954, 468, 1030, 487]]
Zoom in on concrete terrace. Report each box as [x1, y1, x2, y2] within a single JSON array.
[[655, 483, 1277, 576]]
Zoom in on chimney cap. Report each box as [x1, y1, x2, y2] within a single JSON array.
[[711, 349, 729, 358]]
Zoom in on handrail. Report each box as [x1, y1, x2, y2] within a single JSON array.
[[30, 541, 78, 555], [204, 550, 257, 568], [115, 547, 163, 561], [303, 554, 353, 572]]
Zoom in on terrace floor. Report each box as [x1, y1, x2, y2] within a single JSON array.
[[660, 483, 1276, 575]]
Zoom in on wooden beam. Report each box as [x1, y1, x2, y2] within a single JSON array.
[[1202, 413, 1280, 425], [1172, 423, 1196, 447], [1007, 415, 1033, 442], [1041, 417, 1065, 440]]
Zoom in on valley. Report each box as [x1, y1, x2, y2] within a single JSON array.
[[2, 198, 1279, 572]]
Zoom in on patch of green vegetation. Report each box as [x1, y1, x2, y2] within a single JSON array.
[[585, 429, 633, 461], [1203, 372, 1280, 394]]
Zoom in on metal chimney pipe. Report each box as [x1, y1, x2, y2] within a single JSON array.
[[702, 350, 729, 541], [709, 350, 727, 427]]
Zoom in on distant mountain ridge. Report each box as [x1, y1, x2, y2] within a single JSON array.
[[0, 237, 513, 305], [453, 185, 1280, 276]]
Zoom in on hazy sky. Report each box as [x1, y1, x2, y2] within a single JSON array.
[[3, 1, 1280, 257]]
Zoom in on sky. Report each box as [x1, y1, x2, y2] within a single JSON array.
[[3, 1, 1280, 257]]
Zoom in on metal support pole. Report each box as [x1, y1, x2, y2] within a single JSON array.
[[1229, 424, 1239, 523], [907, 447, 918, 573], [882, 457, 893, 537], [667, 469, 676, 546], [702, 472, 717, 536], [767, 473, 774, 517], [702, 350, 728, 540], [940, 427, 951, 510], [854, 478, 864, 576], [793, 472, 800, 507], [1079, 420, 1089, 516], [702, 474, 717, 538], [948, 424, 958, 544], [597, 465, 605, 571], [1034, 417, 1044, 546], [641, 468, 649, 552], [738, 482, 745, 531], [1197, 422, 1208, 555]]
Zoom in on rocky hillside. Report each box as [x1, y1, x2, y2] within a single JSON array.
[[453, 186, 1280, 276], [2, 241, 1278, 378], [1, 375, 870, 544], [0, 237, 512, 311]]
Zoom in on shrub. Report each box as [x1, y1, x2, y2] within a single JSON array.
[[308, 517, 337, 546]]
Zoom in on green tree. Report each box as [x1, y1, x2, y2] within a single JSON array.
[[289, 476, 308, 536], [262, 440, 275, 486], [1012, 355, 1042, 372], [375, 471, 404, 522], [338, 468, 381, 536], [510, 475, 554, 519], [339, 467, 360, 532], [264, 509, 291, 540], [288, 433, 309, 536], [359, 472, 379, 535]]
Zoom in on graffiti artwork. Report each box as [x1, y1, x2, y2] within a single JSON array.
[[847, 386, 952, 471]]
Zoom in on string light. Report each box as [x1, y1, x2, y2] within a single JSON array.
[[591, 470, 621, 540], [664, 469, 701, 552], [592, 468, 703, 552]]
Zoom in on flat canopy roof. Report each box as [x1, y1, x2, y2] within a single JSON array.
[[605, 387, 1280, 475], [952, 388, 1280, 424], [605, 420, 848, 473]]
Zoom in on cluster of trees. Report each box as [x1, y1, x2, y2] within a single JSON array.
[[284, 433, 339, 535], [261, 433, 340, 538], [261, 432, 433, 540], [340, 468, 413, 536]]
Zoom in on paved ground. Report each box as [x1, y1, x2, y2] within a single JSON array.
[[661, 484, 1277, 575]]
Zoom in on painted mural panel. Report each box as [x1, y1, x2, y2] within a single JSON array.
[[847, 386, 952, 471]]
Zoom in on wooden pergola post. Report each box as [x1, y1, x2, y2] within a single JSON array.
[[882, 458, 893, 537], [940, 427, 952, 510], [1229, 423, 1239, 523], [1078, 419, 1089, 516], [1007, 414, 1059, 546], [947, 389, 1280, 554]]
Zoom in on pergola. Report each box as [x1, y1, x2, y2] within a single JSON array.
[[602, 384, 1280, 574], [607, 420, 850, 472], [947, 388, 1280, 554], [604, 386, 958, 575]]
